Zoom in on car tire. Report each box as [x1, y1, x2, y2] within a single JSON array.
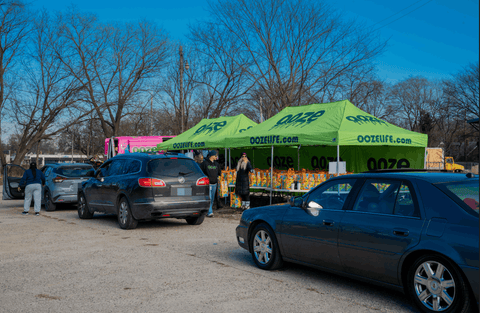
[[117, 197, 138, 230], [45, 191, 56, 211], [406, 254, 473, 313], [78, 193, 93, 219], [250, 223, 283, 270], [185, 213, 206, 225]]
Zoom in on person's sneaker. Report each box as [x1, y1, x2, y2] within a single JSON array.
[[207, 213, 214, 217], [35, 212, 40, 216], [22, 211, 28, 215]]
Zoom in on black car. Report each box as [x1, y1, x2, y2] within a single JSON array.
[[78, 153, 211, 229], [236, 171, 479, 313]]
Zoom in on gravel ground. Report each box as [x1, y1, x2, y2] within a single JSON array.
[[0, 192, 419, 313]]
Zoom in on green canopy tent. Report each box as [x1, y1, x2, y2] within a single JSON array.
[[156, 114, 257, 168], [225, 100, 428, 203], [226, 100, 427, 148]]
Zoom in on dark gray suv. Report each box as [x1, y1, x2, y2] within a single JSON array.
[[78, 153, 211, 229]]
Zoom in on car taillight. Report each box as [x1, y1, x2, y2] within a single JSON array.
[[196, 177, 209, 186], [53, 176, 66, 183], [138, 178, 166, 187]]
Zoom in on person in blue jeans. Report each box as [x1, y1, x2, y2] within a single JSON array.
[[18, 161, 46, 216], [200, 151, 221, 217]]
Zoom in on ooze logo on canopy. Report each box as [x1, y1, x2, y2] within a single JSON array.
[[346, 115, 388, 126], [269, 110, 325, 130], [193, 121, 227, 136]]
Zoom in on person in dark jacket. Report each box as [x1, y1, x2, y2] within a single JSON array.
[[235, 152, 253, 209], [18, 161, 46, 216], [200, 151, 221, 217]]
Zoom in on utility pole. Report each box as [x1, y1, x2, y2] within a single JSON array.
[[71, 132, 74, 163], [260, 97, 263, 122], [179, 46, 184, 134], [464, 109, 467, 162], [179, 46, 189, 134], [150, 95, 153, 136]]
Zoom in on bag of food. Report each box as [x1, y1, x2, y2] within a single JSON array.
[[230, 192, 242, 208], [249, 171, 256, 187], [273, 174, 283, 189], [308, 174, 316, 189], [227, 171, 233, 185], [219, 180, 229, 198]]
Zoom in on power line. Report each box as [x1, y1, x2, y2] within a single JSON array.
[[372, 0, 434, 32], [370, 0, 426, 28]]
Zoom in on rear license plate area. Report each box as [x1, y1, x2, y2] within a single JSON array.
[[172, 187, 192, 196]]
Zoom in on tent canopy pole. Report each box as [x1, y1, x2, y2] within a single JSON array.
[[225, 148, 227, 170], [298, 144, 301, 171], [270, 145, 273, 205], [337, 144, 340, 176]]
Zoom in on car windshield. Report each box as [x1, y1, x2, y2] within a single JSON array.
[[438, 180, 479, 216], [57, 166, 93, 177], [147, 158, 202, 177]]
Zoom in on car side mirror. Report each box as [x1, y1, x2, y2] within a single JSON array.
[[304, 201, 322, 217], [289, 196, 304, 208], [95, 170, 105, 182]]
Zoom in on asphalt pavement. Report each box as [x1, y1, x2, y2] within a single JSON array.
[[0, 193, 418, 313]]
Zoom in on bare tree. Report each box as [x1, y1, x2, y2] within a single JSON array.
[[390, 76, 442, 132], [188, 25, 252, 119], [190, 0, 386, 114], [6, 10, 94, 165], [443, 62, 479, 119], [0, 0, 30, 168], [443, 63, 479, 161], [56, 8, 170, 138]]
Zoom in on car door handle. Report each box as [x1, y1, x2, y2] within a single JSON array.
[[323, 220, 334, 226], [393, 229, 409, 237]]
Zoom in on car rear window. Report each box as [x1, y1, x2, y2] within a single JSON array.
[[147, 158, 202, 177], [56, 166, 93, 177], [438, 181, 479, 216]]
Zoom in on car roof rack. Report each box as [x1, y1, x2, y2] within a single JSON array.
[[362, 168, 450, 174]]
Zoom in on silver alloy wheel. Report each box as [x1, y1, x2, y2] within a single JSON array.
[[79, 196, 85, 215], [253, 230, 273, 264], [119, 201, 128, 225], [414, 260, 456, 311]]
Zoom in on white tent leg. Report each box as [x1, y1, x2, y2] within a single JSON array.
[[337, 144, 340, 176], [270, 145, 273, 205]]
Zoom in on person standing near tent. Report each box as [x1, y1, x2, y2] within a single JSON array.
[[235, 152, 253, 210], [194, 151, 204, 164], [200, 151, 221, 217], [18, 161, 46, 216]]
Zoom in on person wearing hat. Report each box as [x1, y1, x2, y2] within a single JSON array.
[[18, 161, 46, 216], [200, 150, 222, 217], [235, 152, 253, 210]]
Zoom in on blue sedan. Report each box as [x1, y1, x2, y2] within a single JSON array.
[[236, 171, 478, 313]]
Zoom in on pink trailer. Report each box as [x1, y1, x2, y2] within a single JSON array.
[[105, 136, 175, 159]]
